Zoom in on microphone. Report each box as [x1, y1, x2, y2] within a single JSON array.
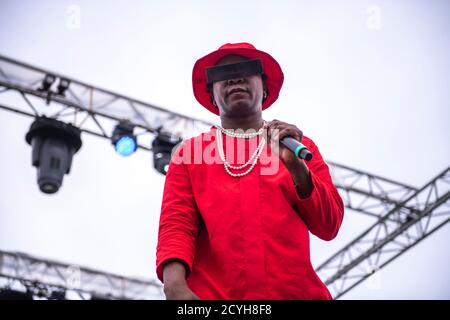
[[280, 137, 313, 161]]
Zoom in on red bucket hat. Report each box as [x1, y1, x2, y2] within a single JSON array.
[[192, 42, 284, 116]]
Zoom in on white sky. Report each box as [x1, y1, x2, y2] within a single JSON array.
[[0, 0, 449, 299]]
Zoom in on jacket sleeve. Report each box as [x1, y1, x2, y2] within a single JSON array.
[[293, 138, 344, 241], [156, 140, 199, 282]]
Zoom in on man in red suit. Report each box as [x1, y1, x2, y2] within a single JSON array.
[[156, 43, 344, 300]]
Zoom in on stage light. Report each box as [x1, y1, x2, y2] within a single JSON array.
[[56, 78, 70, 96], [25, 117, 82, 194], [38, 74, 56, 92], [48, 289, 66, 300], [115, 136, 136, 156], [90, 294, 113, 300], [112, 121, 137, 156], [0, 289, 33, 300], [151, 133, 182, 175]]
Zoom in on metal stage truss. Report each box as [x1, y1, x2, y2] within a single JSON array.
[[0, 250, 163, 300]]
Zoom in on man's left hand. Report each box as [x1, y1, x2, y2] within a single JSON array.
[[264, 119, 313, 198], [264, 119, 304, 170]]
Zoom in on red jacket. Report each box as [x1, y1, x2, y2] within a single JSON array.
[[156, 126, 344, 299]]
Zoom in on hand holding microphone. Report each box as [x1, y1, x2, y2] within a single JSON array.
[[264, 119, 313, 166]]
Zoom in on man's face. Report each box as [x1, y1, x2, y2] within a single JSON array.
[[211, 55, 264, 117]]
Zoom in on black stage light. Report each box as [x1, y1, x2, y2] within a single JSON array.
[[48, 289, 66, 300], [111, 121, 137, 157], [151, 133, 182, 175], [38, 74, 56, 92], [0, 289, 34, 300], [90, 294, 113, 300], [56, 78, 71, 96], [25, 117, 82, 194]]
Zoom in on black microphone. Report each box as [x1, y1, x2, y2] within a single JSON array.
[[280, 137, 313, 161]]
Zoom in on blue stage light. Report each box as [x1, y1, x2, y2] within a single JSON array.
[[111, 121, 137, 157], [115, 135, 137, 156]]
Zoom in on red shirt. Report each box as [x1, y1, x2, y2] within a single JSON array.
[[156, 126, 344, 299]]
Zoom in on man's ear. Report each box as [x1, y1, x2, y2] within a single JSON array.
[[262, 78, 268, 103], [209, 94, 218, 108], [262, 87, 268, 103], [207, 84, 218, 108]]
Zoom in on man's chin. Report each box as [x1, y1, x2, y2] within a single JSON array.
[[226, 100, 253, 114]]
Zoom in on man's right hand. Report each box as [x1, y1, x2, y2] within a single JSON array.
[[164, 282, 200, 300], [163, 260, 200, 300]]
